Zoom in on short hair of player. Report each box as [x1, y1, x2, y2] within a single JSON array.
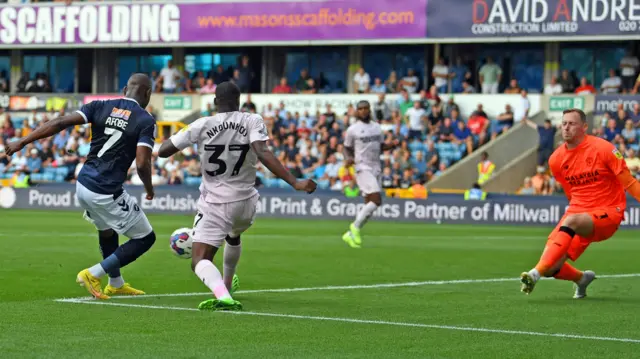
[[562, 108, 587, 123]]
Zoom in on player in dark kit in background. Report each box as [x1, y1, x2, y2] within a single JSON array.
[[6, 74, 158, 300]]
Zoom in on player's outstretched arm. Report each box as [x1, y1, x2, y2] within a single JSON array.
[[5, 113, 85, 156], [158, 141, 180, 158], [136, 146, 155, 200], [251, 140, 316, 193], [617, 168, 640, 202]]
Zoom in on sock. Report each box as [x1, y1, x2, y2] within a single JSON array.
[[527, 268, 541, 282], [195, 260, 232, 301], [535, 226, 575, 275], [223, 239, 242, 291], [88, 263, 107, 278], [95, 232, 156, 279], [108, 276, 125, 288], [99, 231, 121, 279], [354, 202, 379, 229], [553, 262, 584, 283], [112, 231, 156, 268]]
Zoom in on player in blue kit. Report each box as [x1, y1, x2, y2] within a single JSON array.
[[6, 74, 157, 300]]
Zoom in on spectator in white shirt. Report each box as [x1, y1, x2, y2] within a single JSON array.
[[432, 57, 451, 94], [544, 76, 563, 95], [600, 68, 622, 94], [514, 90, 530, 123], [158, 59, 182, 93], [353, 67, 370, 94], [405, 100, 427, 140], [620, 50, 639, 91], [401, 69, 419, 94]]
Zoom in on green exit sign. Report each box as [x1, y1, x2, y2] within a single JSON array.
[[549, 96, 584, 111], [164, 96, 192, 110]]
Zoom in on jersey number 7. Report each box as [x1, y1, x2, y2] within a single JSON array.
[[98, 128, 123, 158], [204, 144, 250, 177]]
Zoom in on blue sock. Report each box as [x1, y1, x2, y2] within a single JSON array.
[[112, 231, 156, 268], [99, 254, 121, 276]]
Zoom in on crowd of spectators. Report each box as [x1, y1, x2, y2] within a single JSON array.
[[0, 84, 533, 192]]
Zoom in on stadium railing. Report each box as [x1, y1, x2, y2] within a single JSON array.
[[427, 111, 545, 191]]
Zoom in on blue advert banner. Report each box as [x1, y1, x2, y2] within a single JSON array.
[[3, 185, 640, 228], [427, 0, 640, 39]]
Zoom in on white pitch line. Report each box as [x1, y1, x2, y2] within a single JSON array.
[[67, 273, 640, 300], [54, 299, 640, 344]]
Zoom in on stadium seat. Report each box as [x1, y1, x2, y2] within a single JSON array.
[[54, 174, 65, 182], [43, 173, 55, 182], [44, 167, 57, 176], [408, 141, 425, 153], [317, 180, 330, 190], [31, 173, 43, 181], [56, 167, 70, 177], [185, 177, 202, 186]]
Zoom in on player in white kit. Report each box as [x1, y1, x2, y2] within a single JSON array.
[[342, 100, 399, 248], [158, 82, 317, 311]]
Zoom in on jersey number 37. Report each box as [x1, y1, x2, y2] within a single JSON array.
[[204, 144, 250, 177]]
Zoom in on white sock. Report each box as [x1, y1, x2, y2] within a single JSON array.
[[223, 243, 242, 291], [194, 260, 232, 301], [88, 263, 107, 278], [108, 276, 125, 288], [354, 202, 379, 229], [528, 268, 541, 282]]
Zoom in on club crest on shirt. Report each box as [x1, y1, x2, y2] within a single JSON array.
[[612, 149, 623, 160], [585, 158, 593, 166]]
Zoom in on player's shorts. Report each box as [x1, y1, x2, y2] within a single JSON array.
[[76, 182, 152, 239], [549, 207, 624, 261], [191, 194, 259, 248], [356, 169, 381, 196]]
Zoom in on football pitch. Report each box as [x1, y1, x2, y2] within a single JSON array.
[[2, 210, 640, 358]]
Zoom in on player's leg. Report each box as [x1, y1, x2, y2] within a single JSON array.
[[77, 187, 154, 298], [222, 194, 259, 294], [97, 228, 125, 288], [343, 171, 381, 248], [520, 213, 594, 295], [191, 200, 242, 311]]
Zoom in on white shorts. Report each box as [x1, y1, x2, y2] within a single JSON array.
[[481, 83, 499, 94], [356, 170, 381, 196], [76, 182, 153, 239], [192, 194, 259, 248]]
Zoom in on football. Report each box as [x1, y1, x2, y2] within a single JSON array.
[[169, 228, 193, 259]]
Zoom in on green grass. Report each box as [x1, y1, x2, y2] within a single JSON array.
[[2, 209, 640, 358]]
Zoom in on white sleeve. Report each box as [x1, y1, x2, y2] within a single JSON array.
[[170, 119, 203, 150], [249, 115, 270, 143], [344, 127, 355, 148]]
